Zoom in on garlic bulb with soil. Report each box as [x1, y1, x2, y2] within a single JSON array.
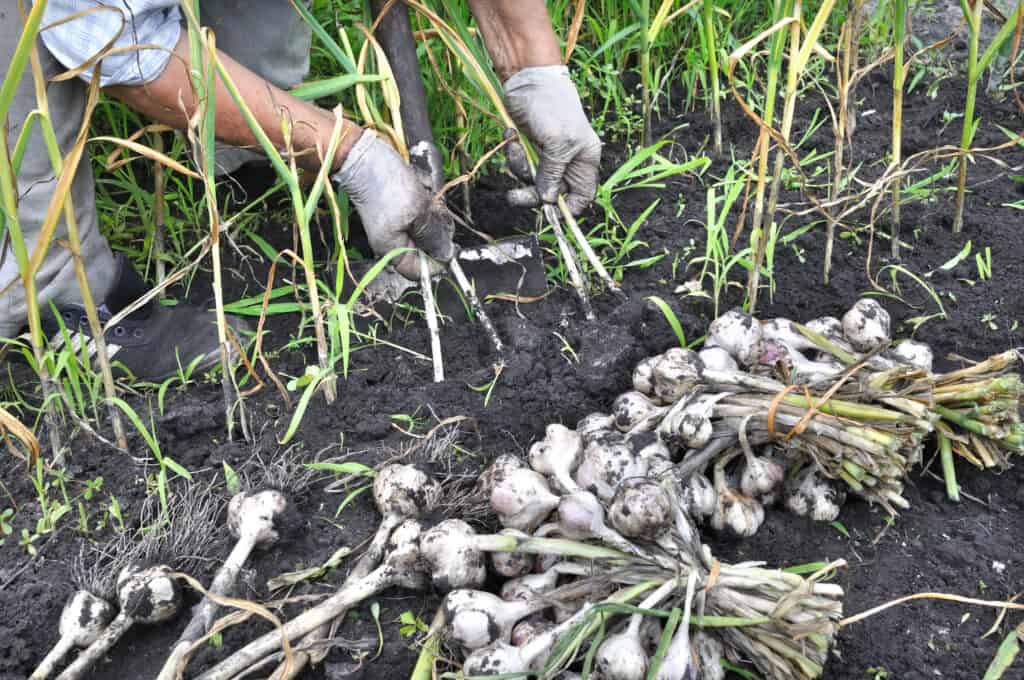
[[594, 579, 678, 680], [510, 615, 553, 647], [608, 478, 673, 539], [461, 605, 594, 676], [480, 454, 526, 496], [737, 422, 785, 499], [420, 519, 487, 591], [500, 566, 561, 601], [612, 391, 665, 432], [491, 467, 561, 532], [529, 424, 583, 494], [577, 413, 616, 440], [575, 437, 648, 502], [709, 456, 764, 538], [681, 473, 717, 520], [785, 465, 847, 522], [708, 310, 763, 366], [652, 348, 704, 402], [626, 431, 671, 464], [632, 355, 660, 396], [891, 339, 934, 372], [698, 346, 738, 373], [30, 590, 114, 680], [657, 395, 717, 451], [489, 529, 534, 578], [557, 491, 644, 556], [443, 589, 548, 650], [842, 298, 891, 353], [57, 565, 181, 680]]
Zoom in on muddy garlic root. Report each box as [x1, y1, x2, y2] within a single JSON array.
[[57, 565, 181, 680], [30, 591, 114, 680]]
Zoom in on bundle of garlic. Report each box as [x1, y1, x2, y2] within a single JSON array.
[[424, 447, 847, 680]]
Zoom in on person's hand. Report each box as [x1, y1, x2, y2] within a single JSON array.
[[502, 65, 601, 215], [333, 130, 454, 279]]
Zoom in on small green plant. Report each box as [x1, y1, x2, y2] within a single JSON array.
[[399, 610, 429, 638], [975, 246, 992, 280], [0, 508, 14, 545]]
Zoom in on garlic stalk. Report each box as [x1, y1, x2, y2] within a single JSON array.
[[196, 521, 427, 680], [30, 591, 114, 680], [594, 578, 679, 680], [529, 424, 583, 494], [57, 565, 181, 680], [158, 489, 289, 680], [491, 467, 561, 532], [443, 589, 550, 650], [841, 298, 891, 353]]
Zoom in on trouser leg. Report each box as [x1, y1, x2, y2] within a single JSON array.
[[201, 0, 314, 174], [0, 3, 117, 338]]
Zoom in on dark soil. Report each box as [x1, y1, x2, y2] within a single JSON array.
[[2, 68, 1024, 680]]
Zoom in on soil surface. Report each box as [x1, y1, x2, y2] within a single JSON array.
[[2, 64, 1024, 680]]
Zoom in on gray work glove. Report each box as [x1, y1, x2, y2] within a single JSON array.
[[333, 130, 454, 279], [502, 65, 602, 215]]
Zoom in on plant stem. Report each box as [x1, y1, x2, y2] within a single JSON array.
[[891, 0, 907, 258], [953, 0, 983, 233], [938, 433, 960, 502], [703, 0, 722, 154]]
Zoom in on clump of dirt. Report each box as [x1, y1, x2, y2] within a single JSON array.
[[1, 69, 1022, 680]]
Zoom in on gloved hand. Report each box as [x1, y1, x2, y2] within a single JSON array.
[[333, 130, 454, 279], [502, 65, 602, 215]]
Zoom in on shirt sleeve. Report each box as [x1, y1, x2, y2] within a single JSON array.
[[40, 1, 182, 87]]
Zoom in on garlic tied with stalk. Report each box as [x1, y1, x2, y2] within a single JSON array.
[[632, 355, 660, 396], [443, 589, 550, 650], [489, 529, 534, 578], [30, 591, 114, 680], [842, 299, 891, 353], [575, 437, 648, 502], [708, 310, 763, 366], [420, 519, 487, 591], [608, 478, 673, 539], [652, 348, 704, 402], [594, 578, 679, 680], [529, 424, 583, 494], [491, 467, 561, 532], [709, 453, 764, 537], [698, 346, 738, 373], [57, 565, 181, 680], [613, 391, 664, 432], [891, 339, 934, 372], [785, 465, 847, 522]]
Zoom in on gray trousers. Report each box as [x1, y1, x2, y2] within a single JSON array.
[[0, 1, 312, 337]]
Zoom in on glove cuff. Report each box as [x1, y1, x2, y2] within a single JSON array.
[[502, 64, 571, 91], [332, 129, 378, 190]]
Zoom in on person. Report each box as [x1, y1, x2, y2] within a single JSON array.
[[0, 0, 601, 380]]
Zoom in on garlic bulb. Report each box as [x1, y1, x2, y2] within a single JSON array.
[[652, 348, 704, 402], [500, 566, 561, 601], [632, 355, 660, 396], [373, 464, 439, 520], [529, 424, 583, 494], [510, 615, 553, 647], [842, 299, 891, 353], [479, 455, 526, 497], [891, 339, 933, 372], [574, 438, 648, 502], [30, 590, 114, 680], [694, 632, 726, 680], [593, 625, 648, 680], [491, 468, 560, 532], [462, 605, 593, 676], [738, 430, 785, 498], [489, 529, 534, 578], [626, 431, 671, 464], [805, 315, 844, 341], [698, 346, 738, 373], [608, 478, 673, 539], [708, 310, 763, 366], [710, 458, 764, 537], [577, 413, 616, 440], [761, 317, 817, 352], [785, 465, 846, 522], [557, 491, 641, 556], [443, 589, 546, 650], [658, 393, 723, 451], [419, 519, 487, 591], [681, 473, 717, 520], [612, 391, 664, 432]]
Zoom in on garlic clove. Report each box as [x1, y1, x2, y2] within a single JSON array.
[[842, 299, 891, 353]]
